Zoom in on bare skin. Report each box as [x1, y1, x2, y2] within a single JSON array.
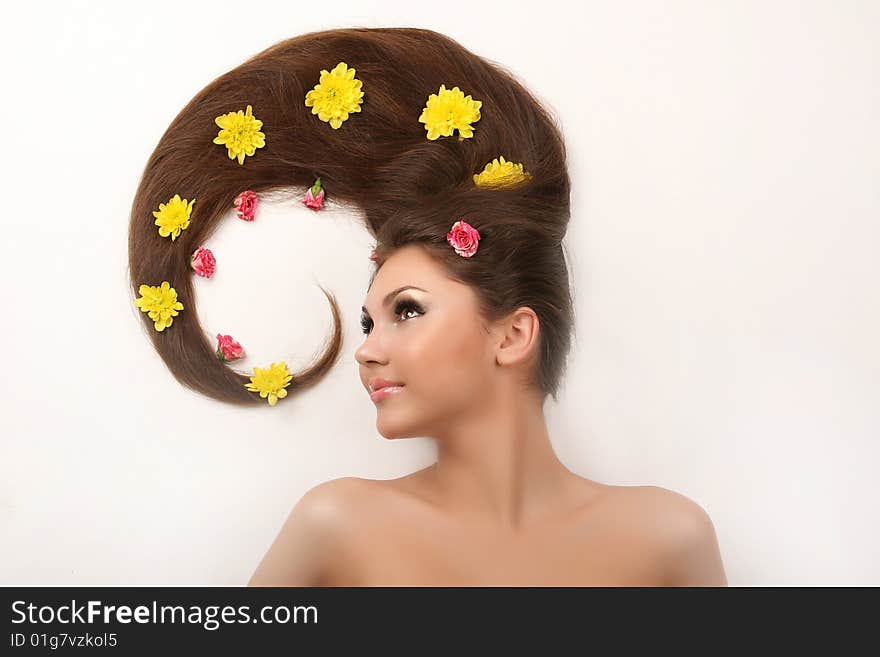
[[248, 471, 727, 586], [248, 245, 728, 586]]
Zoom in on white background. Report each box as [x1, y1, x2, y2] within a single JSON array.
[[1, 0, 877, 585]]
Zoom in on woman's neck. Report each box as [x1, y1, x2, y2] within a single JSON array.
[[427, 388, 578, 530]]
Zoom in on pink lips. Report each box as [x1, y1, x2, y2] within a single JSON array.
[[370, 385, 405, 403]]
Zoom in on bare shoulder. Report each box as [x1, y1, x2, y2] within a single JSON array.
[[297, 474, 416, 522], [279, 476, 370, 536], [618, 485, 713, 526], [297, 476, 370, 521], [247, 477, 365, 587], [618, 485, 728, 586]]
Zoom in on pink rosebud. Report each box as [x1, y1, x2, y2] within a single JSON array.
[[233, 190, 259, 221], [215, 333, 244, 362], [369, 248, 378, 262], [190, 247, 216, 278], [303, 177, 325, 210], [303, 188, 325, 209], [446, 220, 481, 258]]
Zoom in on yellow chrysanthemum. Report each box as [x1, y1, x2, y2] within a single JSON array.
[[304, 62, 364, 129], [473, 155, 532, 189], [133, 281, 184, 332], [152, 193, 195, 241], [213, 104, 266, 165], [245, 361, 293, 406], [419, 84, 482, 141]]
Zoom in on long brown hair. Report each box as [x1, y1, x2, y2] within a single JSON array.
[[128, 27, 574, 406]]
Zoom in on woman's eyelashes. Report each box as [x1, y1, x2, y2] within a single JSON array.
[[360, 297, 425, 335]]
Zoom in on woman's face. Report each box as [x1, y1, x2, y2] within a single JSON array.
[[355, 245, 498, 439]]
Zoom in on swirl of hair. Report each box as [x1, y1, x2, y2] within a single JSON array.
[[128, 26, 573, 405]]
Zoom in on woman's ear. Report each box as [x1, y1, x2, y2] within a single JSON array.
[[494, 307, 540, 368]]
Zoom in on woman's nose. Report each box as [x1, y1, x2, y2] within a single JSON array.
[[355, 333, 382, 365]]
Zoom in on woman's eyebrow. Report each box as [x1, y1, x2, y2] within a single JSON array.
[[361, 285, 428, 316]]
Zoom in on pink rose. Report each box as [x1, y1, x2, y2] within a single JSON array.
[[369, 247, 378, 262], [303, 188, 325, 210], [190, 247, 216, 278], [303, 177, 325, 210], [215, 333, 244, 362], [446, 220, 481, 257], [233, 190, 259, 221]]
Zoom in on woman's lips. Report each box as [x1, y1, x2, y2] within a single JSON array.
[[370, 385, 405, 403]]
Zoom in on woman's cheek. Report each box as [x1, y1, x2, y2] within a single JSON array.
[[426, 325, 484, 392]]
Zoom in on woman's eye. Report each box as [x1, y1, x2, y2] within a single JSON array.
[[360, 299, 424, 335]]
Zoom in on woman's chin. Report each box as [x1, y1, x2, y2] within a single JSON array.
[[377, 426, 412, 440], [376, 418, 418, 440]]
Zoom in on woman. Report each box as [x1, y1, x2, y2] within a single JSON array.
[[248, 243, 727, 586], [128, 26, 726, 586]]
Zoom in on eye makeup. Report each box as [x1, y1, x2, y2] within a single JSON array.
[[360, 296, 425, 335]]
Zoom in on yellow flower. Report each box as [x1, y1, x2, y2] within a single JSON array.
[[213, 104, 266, 165], [133, 281, 184, 332], [153, 193, 195, 241], [419, 84, 482, 141], [245, 361, 293, 406], [304, 62, 364, 129], [473, 155, 532, 189]]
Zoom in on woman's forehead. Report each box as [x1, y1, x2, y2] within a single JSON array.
[[368, 247, 439, 292]]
